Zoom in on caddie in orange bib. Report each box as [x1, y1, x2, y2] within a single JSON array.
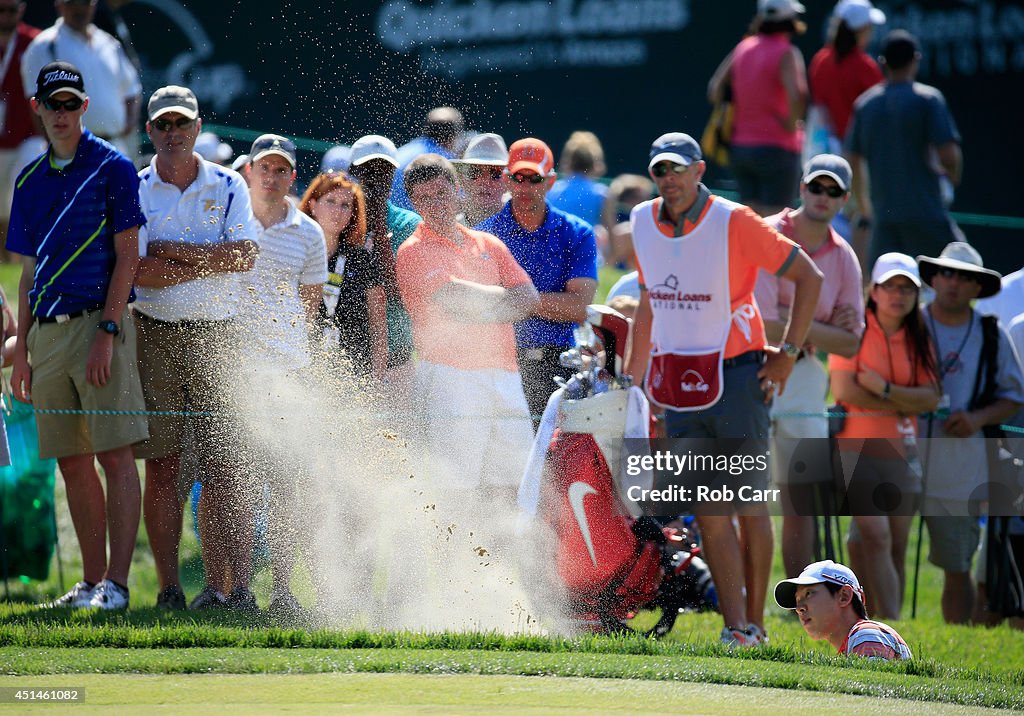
[[623, 131, 823, 648]]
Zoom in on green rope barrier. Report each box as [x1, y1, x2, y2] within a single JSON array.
[[6, 401, 1022, 433]]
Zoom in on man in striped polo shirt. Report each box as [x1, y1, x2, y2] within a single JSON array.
[[7, 61, 148, 610], [239, 133, 327, 616]]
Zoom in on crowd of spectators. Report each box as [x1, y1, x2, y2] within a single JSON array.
[[2, 0, 1022, 644]]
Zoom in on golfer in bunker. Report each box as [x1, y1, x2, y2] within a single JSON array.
[[775, 561, 912, 660]]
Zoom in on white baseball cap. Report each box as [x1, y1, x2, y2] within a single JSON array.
[[835, 0, 886, 31], [350, 134, 399, 168], [871, 252, 922, 287], [454, 132, 509, 166], [775, 560, 866, 615], [758, 0, 806, 21]]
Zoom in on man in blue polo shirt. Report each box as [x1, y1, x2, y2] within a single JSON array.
[[7, 61, 147, 611], [477, 137, 598, 426]]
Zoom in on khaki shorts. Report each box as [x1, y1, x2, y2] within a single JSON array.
[[132, 312, 239, 464], [27, 308, 149, 459], [923, 496, 982, 573]]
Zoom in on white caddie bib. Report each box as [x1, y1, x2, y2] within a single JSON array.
[[631, 196, 748, 411]]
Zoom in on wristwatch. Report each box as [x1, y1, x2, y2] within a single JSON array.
[[97, 320, 120, 336], [780, 342, 801, 358]]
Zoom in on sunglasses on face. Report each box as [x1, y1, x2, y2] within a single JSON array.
[[650, 162, 688, 178], [509, 172, 546, 184], [805, 181, 846, 198], [467, 166, 503, 181], [0, 6, 20, 15], [937, 267, 979, 282], [42, 96, 83, 112], [153, 117, 196, 132]]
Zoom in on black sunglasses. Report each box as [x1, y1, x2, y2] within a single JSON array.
[[650, 162, 688, 178], [467, 166, 503, 181], [42, 96, 83, 112], [806, 181, 846, 199], [937, 267, 979, 282], [153, 117, 196, 132], [510, 173, 546, 184]]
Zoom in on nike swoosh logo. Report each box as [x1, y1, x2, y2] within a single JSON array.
[[568, 481, 599, 567]]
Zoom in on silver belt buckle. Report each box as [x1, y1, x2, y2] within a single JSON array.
[[523, 348, 545, 361], [55, 314, 72, 324]]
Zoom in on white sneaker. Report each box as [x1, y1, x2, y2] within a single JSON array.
[[746, 624, 768, 645], [39, 581, 95, 608], [89, 580, 130, 610], [720, 625, 760, 648]]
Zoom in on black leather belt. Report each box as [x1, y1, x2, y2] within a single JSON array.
[[35, 307, 102, 324], [722, 350, 765, 369]]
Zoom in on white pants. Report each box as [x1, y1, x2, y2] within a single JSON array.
[[416, 360, 534, 490]]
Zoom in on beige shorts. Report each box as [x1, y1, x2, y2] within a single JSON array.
[[922, 496, 982, 573], [132, 312, 238, 463], [27, 308, 149, 459]]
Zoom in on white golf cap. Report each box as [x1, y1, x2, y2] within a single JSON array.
[[758, 0, 806, 21], [454, 132, 509, 166], [350, 134, 399, 168], [835, 0, 886, 31], [871, 252, 922, 287], [775, 560, 865, 614]]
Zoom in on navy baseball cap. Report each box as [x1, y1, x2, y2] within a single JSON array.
[[35, 61, 86, 102], [649, 132, 702, 170]]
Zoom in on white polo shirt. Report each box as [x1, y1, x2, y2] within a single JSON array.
[[237, 201, 328, 371], [21, 19, 141, 138], [135, 154, 261, 321]]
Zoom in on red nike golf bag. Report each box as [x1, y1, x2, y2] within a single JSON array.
[[521, 306, 717, 636]]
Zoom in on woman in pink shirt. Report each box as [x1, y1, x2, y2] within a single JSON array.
[[708, 0, 809, 218]]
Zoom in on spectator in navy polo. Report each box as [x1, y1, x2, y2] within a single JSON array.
[[7, 61, 148, 610]]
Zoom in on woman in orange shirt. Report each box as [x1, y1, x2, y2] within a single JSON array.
[[829, 253, 939, 619]]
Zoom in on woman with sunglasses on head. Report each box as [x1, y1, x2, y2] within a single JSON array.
[[300, 172, 387, 383], [829, 252, 940, 620]]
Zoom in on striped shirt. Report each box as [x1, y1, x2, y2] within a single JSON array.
[[238, 202, 327, 370], [840, 619, 913, 660], [6, 130, 144, 317]]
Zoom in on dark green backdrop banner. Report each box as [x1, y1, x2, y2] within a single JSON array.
[[25, 0, 1024, 271]]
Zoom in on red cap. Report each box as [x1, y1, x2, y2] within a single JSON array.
[[507, 138, 554, 176]]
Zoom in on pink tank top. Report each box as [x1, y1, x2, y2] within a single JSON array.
[[730, 34, 803, 153]]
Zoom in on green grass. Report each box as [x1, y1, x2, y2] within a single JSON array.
[[1, 673, 1014, 715], [3, 260, 1021, 710]]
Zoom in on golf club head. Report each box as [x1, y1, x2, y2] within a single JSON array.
[[585, 304, 632, 379]]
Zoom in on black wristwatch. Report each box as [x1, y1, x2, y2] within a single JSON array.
[[97, 320, 120, 336]]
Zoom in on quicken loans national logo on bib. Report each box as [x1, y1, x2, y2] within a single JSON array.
[[648, 274, 712, 311]]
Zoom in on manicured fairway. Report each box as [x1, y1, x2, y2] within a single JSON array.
[[0, 672, 1016, 715]]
